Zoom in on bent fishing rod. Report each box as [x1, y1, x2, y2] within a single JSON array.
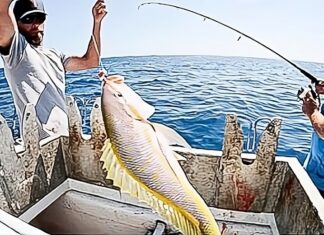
[[138, 2, 319, 86]]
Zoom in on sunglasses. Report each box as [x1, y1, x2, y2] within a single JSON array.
[[20, 14, 46, 24]]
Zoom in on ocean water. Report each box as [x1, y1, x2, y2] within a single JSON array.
[[1, 55, 323, 164]]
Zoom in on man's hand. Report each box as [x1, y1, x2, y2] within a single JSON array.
[[316, 81, 324, 94], [92, 0, 107, 23], [302, 91, 319, 117]]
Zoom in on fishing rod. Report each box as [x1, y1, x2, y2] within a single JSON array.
[[138, 2, 320, 87]]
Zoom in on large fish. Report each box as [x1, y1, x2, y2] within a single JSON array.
[[100, 75, 220, 235]]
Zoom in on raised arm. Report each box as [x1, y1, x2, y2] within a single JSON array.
[[64, 0, 107, 72], [0, 0, 16, 54]]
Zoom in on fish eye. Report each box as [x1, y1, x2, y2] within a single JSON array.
[[114, 92, 123, 98]]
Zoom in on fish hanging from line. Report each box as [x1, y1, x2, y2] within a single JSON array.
[[100, 75, 220, 235]]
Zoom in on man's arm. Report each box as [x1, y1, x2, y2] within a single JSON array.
[[302, 82, 324, 139], [0, 0, 16, 54], [64, 0, 107, 72]]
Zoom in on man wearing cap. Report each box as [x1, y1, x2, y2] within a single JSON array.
[[0, 0, 107, 139]]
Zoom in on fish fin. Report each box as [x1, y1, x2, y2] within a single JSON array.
[[151, 122, 191, 148], [127, 102, 155, 120], [109, 81, 155, 120], [153, 129, 194, 187], [174, 152, 187, 161], [100, 139, 200, 235]]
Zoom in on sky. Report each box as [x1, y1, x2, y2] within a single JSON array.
[[1, 0, 324, 67]]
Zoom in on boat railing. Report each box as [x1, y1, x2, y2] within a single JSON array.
[[237, 115, 272, 153]]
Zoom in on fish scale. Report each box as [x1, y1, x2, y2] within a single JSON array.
[[100, 79, 220, 235], [113, 121, 188, 194]]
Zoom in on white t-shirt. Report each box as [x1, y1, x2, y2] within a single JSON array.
[[1, 32, 69, 139]]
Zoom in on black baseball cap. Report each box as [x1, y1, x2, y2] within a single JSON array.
[[13, 0, 47, 20]]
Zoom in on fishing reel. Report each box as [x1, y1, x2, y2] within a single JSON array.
[[297, 85, 320, 107], [297, 85, 317, 100]]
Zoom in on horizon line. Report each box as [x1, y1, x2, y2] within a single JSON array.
[[1, 54, 323, 70]]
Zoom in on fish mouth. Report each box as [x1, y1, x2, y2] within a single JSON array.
[[107, 75, 125, 84], [102, 75, 125, 93], [103, 75, 125, 85]]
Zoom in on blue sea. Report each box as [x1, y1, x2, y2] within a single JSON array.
[[1, 55, 323, 164]]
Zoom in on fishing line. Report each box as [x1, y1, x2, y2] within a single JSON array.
[[92, 34, 110, 81], [138, 2, 319, 85]]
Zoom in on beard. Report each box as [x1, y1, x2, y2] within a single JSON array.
[[23, 31, 44, 46]]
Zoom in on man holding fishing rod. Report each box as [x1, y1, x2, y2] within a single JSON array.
[[0, 0, 107, 139], [302, 82, 324, 197]]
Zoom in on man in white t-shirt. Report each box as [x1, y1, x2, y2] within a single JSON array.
[[0, 0, 107, 139]]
